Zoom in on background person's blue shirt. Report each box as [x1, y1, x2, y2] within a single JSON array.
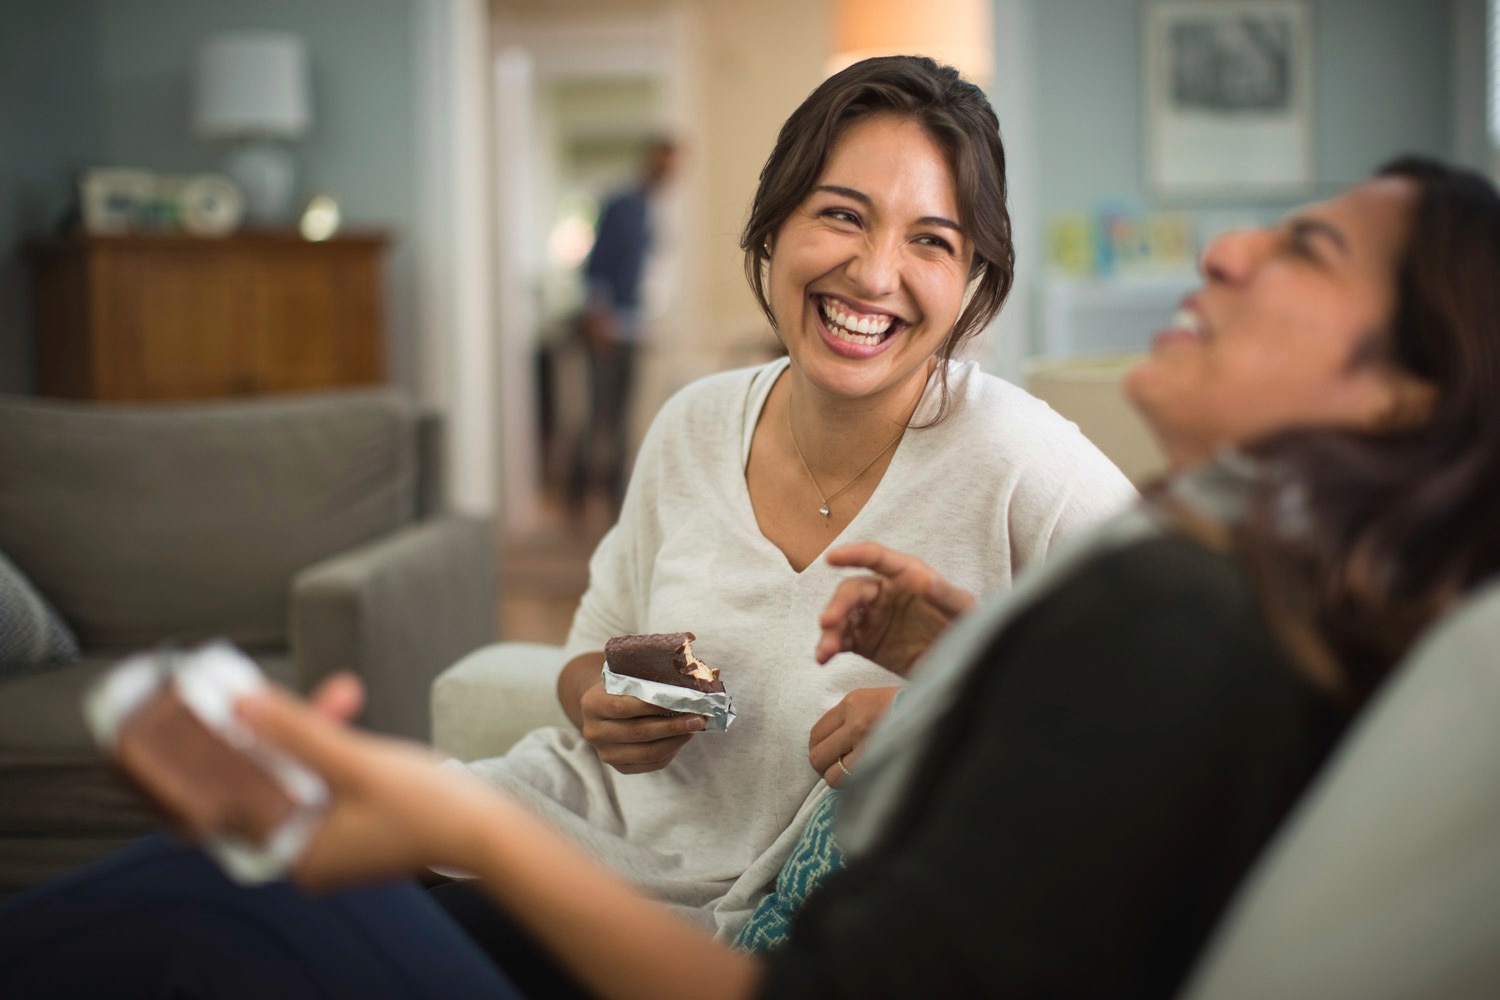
[[584, 186, 653, 341]]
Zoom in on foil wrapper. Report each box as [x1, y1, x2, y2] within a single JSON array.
[[83, 641, 328, 884], [601, 664, 736, 732]]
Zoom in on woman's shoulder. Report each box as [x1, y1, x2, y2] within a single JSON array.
[[924, 360, 1131, 479], [656, 357, 787, 419], [644, 357, 787, 440], [939, 360, 1081, 431]]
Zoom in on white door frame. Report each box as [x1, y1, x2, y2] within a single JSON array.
[[488, 5, 703, 536], [412, 0, 498, 518]]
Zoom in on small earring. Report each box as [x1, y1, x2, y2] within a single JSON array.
[[763, 239, 772, 257]]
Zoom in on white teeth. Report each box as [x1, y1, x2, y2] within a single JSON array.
[[830, 326, 882, 346], [1171, 308, 1203, 335], [819, 297, 895, 341]]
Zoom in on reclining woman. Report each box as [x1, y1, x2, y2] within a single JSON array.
[[0, 54, 1131, 991], [7, 149, 1500, 997]]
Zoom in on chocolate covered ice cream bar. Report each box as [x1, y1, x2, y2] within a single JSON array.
[[116, 684, 296, 845], [605, 632, 723, 693]]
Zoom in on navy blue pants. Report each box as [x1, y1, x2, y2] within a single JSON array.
[[0, 835, 525, 999], [570, 339, 639, 509]]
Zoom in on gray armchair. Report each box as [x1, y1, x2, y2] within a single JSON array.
[[0, 389, 497, 895]]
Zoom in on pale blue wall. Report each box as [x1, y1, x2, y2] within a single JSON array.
[[1030, 0, 1454, 223], [0, 0, 420, 394], [0, 0, 103, 393], [95, 0, 420, 389], [1452, 0, 1490, 173]]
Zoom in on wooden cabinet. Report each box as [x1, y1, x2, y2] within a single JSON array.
[[29, 232, 388, 400]]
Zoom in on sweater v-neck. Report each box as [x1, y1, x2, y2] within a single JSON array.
[[735, 356, 921, 578]]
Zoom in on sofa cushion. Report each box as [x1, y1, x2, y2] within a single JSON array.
[[431, 642, 570, 760], [0, 650, 297, 753], [0, 391, 418, 649], [0, 749, 163, 897], [0, 548, 79, 679]]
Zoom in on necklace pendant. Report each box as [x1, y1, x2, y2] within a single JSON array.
[[818, 504, 831, 517]]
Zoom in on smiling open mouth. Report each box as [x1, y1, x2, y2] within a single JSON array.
[[1169, 307, 1208, 340], [817, 295, 902, 347]]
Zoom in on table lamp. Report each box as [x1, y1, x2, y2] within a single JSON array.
[[194, 31, 312, 226]]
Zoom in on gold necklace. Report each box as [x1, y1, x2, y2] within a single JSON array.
[[788, 407, 906, 518]]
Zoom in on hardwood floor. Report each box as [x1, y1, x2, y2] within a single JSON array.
[[496, 494, 615, 646]]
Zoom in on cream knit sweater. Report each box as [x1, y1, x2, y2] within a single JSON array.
[[465, 357, 1136, 938]]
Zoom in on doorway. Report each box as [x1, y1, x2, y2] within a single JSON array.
[[490, 5, 701, 540]]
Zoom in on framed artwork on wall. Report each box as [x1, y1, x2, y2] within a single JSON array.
[[1144, 0, 1313, 198]]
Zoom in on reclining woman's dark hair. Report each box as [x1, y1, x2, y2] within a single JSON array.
[[1237, 157, 1500, 704], [740, 55, 1013, 423]]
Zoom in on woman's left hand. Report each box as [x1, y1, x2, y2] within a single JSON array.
[[808, 686, 900, 788], [237, 675, 502, 891]]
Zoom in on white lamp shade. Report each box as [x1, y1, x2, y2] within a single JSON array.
[[195, 32, 311, 139]]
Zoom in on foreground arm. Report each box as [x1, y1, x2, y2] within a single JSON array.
[[239, 538, 1319, 999], [241, 681, 760, 1000]]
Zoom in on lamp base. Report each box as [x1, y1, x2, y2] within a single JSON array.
[[224, 140, 297, 225]]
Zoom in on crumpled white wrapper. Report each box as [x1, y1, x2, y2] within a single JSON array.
[[601, 664, 736, 732], [83, 641, 328, 885]]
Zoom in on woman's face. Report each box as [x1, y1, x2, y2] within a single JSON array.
[[1125, 177, 1428, 468], [767, 113, 974, 406]]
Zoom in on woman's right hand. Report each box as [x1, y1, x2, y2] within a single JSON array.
[[559, 654, 705, 774], [815, 542, 977, 677], [578, 682, 705, 774]]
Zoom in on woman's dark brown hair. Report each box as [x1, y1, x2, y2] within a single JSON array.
[[740, 55, 1013, 422], [1233, 157, 1500, 705]]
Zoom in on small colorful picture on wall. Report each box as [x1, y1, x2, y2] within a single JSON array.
[[1144, 1, 1313, 198]]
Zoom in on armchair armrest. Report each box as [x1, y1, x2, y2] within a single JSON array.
[[291, 515, 497, 741], [431, 642, 570, 760]]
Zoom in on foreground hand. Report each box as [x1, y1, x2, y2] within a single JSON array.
[[578, 680, 705, 774], [238, 675, 501, 891], [815, 542, 977, 677], [808, 686, 899, 788], [308, 672, 365, 724]]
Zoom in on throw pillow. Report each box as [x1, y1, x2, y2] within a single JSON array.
[[0, 548, 81, 679], [733, 789, 846, 953]]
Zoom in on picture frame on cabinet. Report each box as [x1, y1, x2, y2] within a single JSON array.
[[78, 170, 245, 236]]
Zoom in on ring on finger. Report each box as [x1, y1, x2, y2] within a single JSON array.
[[836, 754, 852, 778]]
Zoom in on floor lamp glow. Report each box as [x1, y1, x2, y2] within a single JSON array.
[[195, 32, 312, 225], [827, 0, 992, 84]]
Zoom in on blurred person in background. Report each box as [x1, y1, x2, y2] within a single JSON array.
[[569, 135, 679, 515]]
